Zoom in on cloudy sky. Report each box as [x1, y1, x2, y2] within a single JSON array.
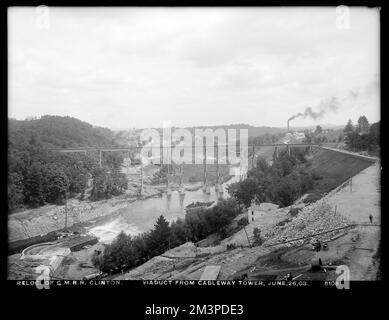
[[8, 7, 380, 129]]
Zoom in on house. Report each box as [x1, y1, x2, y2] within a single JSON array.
[[247, 202, 279, 223]]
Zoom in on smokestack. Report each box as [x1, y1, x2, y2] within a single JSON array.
[[287, 119, 290, 133]]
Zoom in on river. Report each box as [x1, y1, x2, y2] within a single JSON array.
[[88, 174, 241, 243]]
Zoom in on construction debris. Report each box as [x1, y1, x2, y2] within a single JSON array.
[[263, 202, 350, 247]]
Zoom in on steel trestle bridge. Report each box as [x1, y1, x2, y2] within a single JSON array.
[[49, 143, 320, 196]]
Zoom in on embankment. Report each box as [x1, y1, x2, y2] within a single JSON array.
[[307, 147, 376, 196], [8, 187, 163, 243]]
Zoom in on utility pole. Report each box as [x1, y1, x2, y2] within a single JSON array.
[[140, 159, 143, 196], [65, 204, 68, 229], [252, 144, 255, 168], [203, 140, 207, 192], [179, 160, 184, 193], [243, 225, 252, 248], [216, 143, 220, 191], [99, 150, 102, 168], [166, 146, 171, 195]]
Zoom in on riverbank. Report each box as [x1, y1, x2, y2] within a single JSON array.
[[8, 184, 164, 243]]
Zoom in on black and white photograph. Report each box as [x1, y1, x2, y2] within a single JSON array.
[[6, 6, 381, 291]]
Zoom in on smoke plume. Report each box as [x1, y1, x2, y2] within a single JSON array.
[[288, 96, 341, 122]]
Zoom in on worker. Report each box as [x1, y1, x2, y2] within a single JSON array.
[[369, 214, 373, 224], [311, 238, 318, 251], [316, 241, 321, 252], [286, 273, 293, 281]]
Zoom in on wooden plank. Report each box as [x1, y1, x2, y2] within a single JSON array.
[[200, 265, 221, 280]]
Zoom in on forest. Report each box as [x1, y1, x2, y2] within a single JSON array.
[[8, 116, 127, 211]]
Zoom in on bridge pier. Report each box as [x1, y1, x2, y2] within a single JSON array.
[[202, 142, 209, 193], [140, 161, 144, 196], [179, 162, 185, 195]]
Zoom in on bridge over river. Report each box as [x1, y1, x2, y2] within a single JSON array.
[[49, 143, 321, 196]]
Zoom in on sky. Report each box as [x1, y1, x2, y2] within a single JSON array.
[[8, 7, 380, 129]]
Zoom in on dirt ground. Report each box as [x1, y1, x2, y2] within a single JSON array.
[[53, 243, 105, 279]]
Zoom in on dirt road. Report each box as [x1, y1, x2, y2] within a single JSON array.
[[322, 162, 381, 280]]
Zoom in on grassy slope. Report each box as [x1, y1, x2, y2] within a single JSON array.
[[307, 148, 375, 196]]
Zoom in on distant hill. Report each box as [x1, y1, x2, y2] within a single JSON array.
[[9, 115, 122, 149], [122, 123, 345, 138], [186, 124, 286, 137], [129, 124, 286, 138]]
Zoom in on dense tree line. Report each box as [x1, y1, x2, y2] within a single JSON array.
[[343, 116, 380, 153], [92, 198, 241, 274], [227, 148, 314, 207], [90, 167, 128, 201], [303, 125, 343, 144], [9, 115, 118, 148], [248, 133, 284, 145], [8, 116, 127, 211]]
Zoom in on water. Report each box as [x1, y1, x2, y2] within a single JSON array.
[[88, 219, 142, 244], [89, 175, 240, 244]]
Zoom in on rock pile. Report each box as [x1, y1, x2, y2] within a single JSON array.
[[263, 202, 351, 247], [163, 242, 226, 258]]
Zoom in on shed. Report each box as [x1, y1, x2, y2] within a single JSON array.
[[247, 202, 279, 223]]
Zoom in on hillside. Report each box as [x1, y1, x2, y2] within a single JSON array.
[[9, 115, 121, 149], [133, 124, 286, 138], [306, 147, 376, 199], [8, 116, 126, 211]]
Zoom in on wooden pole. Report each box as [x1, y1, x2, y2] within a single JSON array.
[[216, 143, 219, 186], [243, 225, 252, 248], [252, 144, 255, 168], [99, 150, 102, 168], [140, 161, 143, 196], [65, 204, 68, 229], [203, 140, 207, 190]]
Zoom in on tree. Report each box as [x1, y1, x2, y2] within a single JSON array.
[[344, 120, 354, 133], [44, 164, 69, 204], [23, 163, 46, 207], [253, 227, 264, 246], [170, 218, 188, 247], [369, 122, 380, 149], [8, 172, 24, 210], [66, 163, 88, 196], [227, 177, 259, 208], [357, 116, 370, 133], [185, 208, 209, 241], [94, 231, 139, 273], [90, 167, 127, 201], [304, 130, 313, 143], [256, 158, 270, 173], [148, 215, 171, 256], [207, 198, 240, 235], [90, 167, 110, 200], [269, 178, 299, 207], [314, 125, 323, 135]]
